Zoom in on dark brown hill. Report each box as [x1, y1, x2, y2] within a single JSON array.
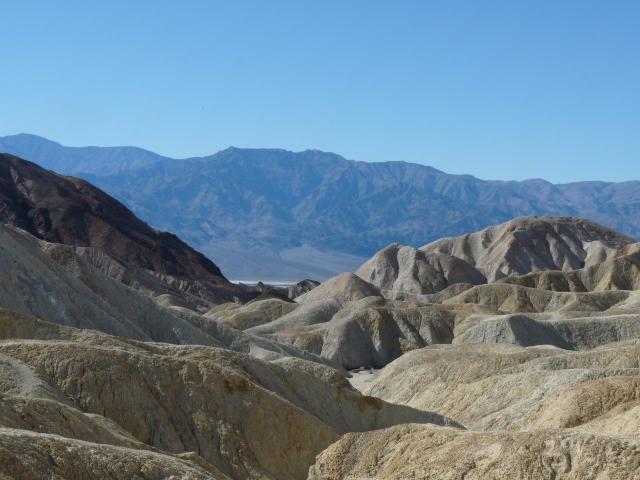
[[0, 153, 236, 302]]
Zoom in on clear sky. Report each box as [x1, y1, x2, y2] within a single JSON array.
[[1, 1, 638, 183]]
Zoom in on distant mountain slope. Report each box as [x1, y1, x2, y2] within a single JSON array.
[[1, 134, 639, 280], [0, 133, 168, 175], [87, 148, 640, 280]]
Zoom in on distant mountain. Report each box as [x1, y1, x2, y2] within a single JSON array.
[[1, 134, 639, 281], [0, 133, 168, 175]]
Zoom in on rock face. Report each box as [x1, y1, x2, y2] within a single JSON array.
[[0, 224, 220, 345], [453, 312, 640, 350], [264, 298, 473, 369], [422, 216, 634, 282], [243, 298, 495, 370], [0, 310, 455, 480], [246, 299, 342, 337], [0, 153, 244, 304], [353, 216, 636, 301], [304, 214, 640, 480], [356, 243, 486, 299], [0, 223, 346, 368], [0, 428, 230, 480], [311, 342, 640, 478], [360, 342, 640, 432], [187, 217, 640, 371], [308, 424, 640, 480]]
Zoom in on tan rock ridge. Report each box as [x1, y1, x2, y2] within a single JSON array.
[[0, 309, 457, 480], [295, 272, 382, 305], [443, 283, 638, 314], [499, 242, 640, 292], [308, 424, 640, 480], [0, 428, 230, 480], [356, 243, 486, 299], [262, 298, 491, 369], [0, 224, 348, 368], [360, 342, 640, 432], [422, 216, 633, 282]]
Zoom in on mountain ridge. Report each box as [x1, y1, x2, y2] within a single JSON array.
[[1, 161, 640, 478], [1, 134, 638, 280], [0, 133, 171, 175]]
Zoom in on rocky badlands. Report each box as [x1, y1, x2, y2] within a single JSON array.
[[0, 154, 639, 479]]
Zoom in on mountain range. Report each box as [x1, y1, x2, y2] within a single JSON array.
[[2, 133, 639, 281], [1, 146, 640, 477]]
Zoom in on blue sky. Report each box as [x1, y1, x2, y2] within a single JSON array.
[[1, 1, 638, 182]]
